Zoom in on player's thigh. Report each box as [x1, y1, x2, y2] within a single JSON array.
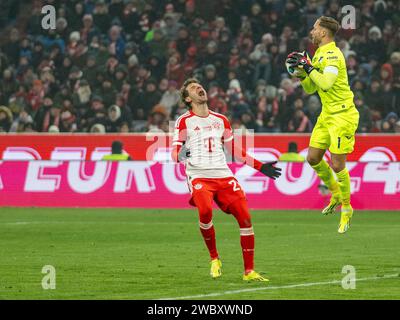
[[214, 177, 246, 214], [328, 109, 359, 155], [307, 146, 326, 165], [190, 179, 214, 219], [309, 116, 330, 152]]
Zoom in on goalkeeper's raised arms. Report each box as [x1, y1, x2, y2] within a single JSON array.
[[286, 51, 340, 92]]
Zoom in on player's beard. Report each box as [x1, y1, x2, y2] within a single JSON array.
[[310, 33, 321, 46]]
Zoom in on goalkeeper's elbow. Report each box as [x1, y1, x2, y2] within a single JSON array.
[[301, 82, 317, 94], [303, 87, 317, 94]]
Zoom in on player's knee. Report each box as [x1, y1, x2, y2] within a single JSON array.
[[229, 199, 252, 228], [242, 218, 252, 228], [197, 205, 213, 223], [331, 161, 345, 173], [306, 154, 320, 166]]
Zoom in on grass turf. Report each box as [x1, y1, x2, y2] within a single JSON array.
[[0, 208, 399, 300]]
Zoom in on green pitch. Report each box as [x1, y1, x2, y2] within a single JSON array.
[[0, 208, 399, 300]]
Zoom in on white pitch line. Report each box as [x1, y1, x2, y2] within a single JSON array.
[[159, 274, 399, 300]]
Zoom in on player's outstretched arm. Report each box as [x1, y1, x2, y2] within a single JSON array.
[[224, 138, 282, 180]]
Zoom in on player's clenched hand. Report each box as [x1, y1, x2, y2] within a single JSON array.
[[259, 161, 282, 180], [178, 144, 191, 161]]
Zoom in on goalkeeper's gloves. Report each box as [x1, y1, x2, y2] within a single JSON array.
[[259, 161, 282, 180], [286, 51, 314, 75]]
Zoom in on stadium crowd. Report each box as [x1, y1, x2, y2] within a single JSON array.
[[0, 0, 399, 134]]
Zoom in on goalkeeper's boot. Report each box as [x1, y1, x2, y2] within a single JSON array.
[[210, 258, 222, 278], [338, 204, 353, 234], [322, 192, 342, 215], [243, 270, 269, 282]]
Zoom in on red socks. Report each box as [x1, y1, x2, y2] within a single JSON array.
[[228, 199, 255, 274], [239, 227, 255, 273], [199, 221, 218, 260]]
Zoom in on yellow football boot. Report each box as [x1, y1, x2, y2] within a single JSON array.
[[338, 205, 353, 234], [210, 258, 222, 278], [322, 192, 342, 215], [243, 270, 269, 282]]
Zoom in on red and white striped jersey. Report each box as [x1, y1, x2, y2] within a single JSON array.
[[172, 110, 234, 180]]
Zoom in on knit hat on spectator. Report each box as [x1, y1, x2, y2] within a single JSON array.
[[48, 125, 60, 133], [266, 85, 278, 99], [69, 31, 80, 42], [229, 79, 241, 91], [108, 105, 121, 121], [380, 63, 394, 82], [261, 33, 273, 45], [90, 123, 106, 133], [390, 52, 400, 64], [128, 54, 139, 67]]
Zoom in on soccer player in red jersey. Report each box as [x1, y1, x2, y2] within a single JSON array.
[[171, 78, 281, 281]]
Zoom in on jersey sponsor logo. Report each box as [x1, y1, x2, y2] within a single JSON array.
[[327, 56, 338, 60], [194, 183, 203, 190], [327, 51, 335, 54]]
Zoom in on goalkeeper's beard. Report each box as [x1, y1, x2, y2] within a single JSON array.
[[311, 34, 321, 46]]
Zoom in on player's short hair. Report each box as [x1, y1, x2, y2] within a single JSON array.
[[318, 16, 340, 37], [180, 78, 200, 109]]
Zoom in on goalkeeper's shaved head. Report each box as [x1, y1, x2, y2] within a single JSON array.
[[318, 16, 340, 37]]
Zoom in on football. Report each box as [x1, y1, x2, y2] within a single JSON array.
[[285, 61, 306, 78]]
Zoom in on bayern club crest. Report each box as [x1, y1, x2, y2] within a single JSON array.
[[212, 121, 221, 130], [194, 183, 203, 190]]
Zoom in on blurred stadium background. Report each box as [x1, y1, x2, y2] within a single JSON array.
[[0, 0, 399, 300]]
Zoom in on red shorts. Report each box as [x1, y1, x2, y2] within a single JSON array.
[[188, 177, 246, 213]]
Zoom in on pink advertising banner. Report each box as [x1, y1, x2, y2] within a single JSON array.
[[0, 161, 399, 210]]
